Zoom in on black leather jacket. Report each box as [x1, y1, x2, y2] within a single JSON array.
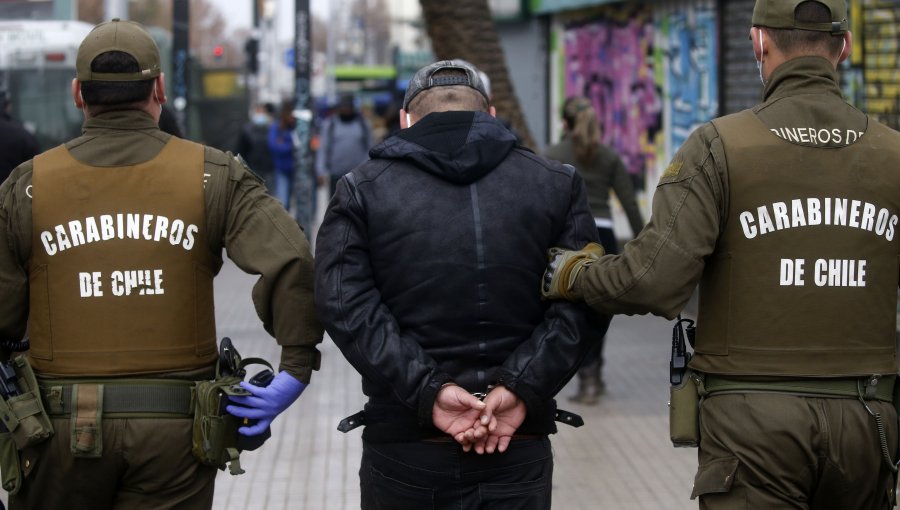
[[315, 111, 607, 442]]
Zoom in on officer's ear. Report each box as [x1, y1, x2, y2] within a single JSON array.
[[72, 78, 84, 109], [837, 32, 852, 64], [154, 73, 167, 104]]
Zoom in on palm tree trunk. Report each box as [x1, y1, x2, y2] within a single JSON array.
[[419, 0, 536, 149]]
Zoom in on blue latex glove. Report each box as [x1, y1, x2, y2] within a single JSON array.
[[226, 371, 307, 436]]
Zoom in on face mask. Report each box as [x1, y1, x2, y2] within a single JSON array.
[[154, 89, 163, 117], [757, 30, 765, 86], [252, 112, 269, 125]]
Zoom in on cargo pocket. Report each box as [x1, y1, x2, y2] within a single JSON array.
[[691, 456, 739, 500], [0, 432, 21, 495], [369, 466, 434, 510]]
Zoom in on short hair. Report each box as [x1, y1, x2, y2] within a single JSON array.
[[80, 51, 156, 112], [406, 69, 489, 117], [765, 1, 845, 58]]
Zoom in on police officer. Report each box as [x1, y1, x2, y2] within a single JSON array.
[[542, 1, 900, 508], [0, 19, 322, 509]]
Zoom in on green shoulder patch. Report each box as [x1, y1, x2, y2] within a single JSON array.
[[662, 159, 684, 180]]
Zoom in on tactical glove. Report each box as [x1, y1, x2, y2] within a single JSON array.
[[541, 242, 605, 301], [226, 371, 307, 436]]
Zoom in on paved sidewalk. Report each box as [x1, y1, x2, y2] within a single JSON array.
[[211, 259, 698, 510]]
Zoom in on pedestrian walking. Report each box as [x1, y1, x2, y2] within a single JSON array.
[[237, 104, 275, 185], [0, 87, 39, 183], [315, 59, 605, 509], [314, 93, 371, 196], [544, 95, 644, 404], [542, 1, 900, 508], [0, 19, 322, 510]]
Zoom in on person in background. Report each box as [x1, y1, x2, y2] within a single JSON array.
[[158, 103, 183, 138], [543, 1, 900, 507], [315, 93, 372, 196], [0, 20, 322, 509], [0, 87, 39, 183], [543, 96, 645, 405], [237, 103, 275, 185], [268, 100, 297, 209]]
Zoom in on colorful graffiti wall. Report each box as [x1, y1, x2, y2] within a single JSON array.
[[556, 0, 718, 182]]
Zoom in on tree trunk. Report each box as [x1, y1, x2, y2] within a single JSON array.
[[419, 0, 536, 149]]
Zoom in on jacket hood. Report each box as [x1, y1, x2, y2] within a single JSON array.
[[369, 111, 519, 184]]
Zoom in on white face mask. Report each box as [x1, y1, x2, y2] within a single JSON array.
[[757, 29, 765, 86]]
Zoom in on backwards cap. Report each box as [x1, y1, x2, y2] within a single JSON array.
[[402, 59, 491, 111], [76, 18, 161, 82], [752, 0, 848, 34]]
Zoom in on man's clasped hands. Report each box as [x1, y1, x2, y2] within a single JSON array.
[[431, 384, 527, 454]]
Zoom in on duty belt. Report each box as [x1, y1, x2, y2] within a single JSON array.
[[39, 378, 195, 418], [703, 374, 895, 402]]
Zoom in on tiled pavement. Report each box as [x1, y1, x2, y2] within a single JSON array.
[[211, 259, 698, 510]]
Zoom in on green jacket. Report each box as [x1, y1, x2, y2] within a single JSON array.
[[576, 56, 900, 376], [0, 110, 323, 383]]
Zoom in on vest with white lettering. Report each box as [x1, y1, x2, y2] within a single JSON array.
[[29, 138, 218, 376], [692, 110, 900, 377]]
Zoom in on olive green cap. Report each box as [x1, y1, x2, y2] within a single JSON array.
[[752, 0, 848, 34], [76, 18, 161, 82]]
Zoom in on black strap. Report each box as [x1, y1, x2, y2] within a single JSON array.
[[555, 408, 584, 428], [337, 410, 366, 433]]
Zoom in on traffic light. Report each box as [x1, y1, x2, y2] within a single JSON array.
[[213, 45, 224, 61], [244, 38, 259, 74]]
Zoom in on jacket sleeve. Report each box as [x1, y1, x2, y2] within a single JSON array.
[[575, 123, 727, 319], [206, 151, 323, 383], [0, 163, 32, 354], [314, 175, 452, 424], [495, 168, 608, 421]]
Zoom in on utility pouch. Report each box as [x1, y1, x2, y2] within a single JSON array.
[[191, 338, 273, 476], [0, 432, 22, 495], [669, 316, 699, 448], [0, 356, 54, 450], [669, 370, 701, 447]]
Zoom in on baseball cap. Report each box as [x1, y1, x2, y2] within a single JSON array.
[[76, 18, 161, 82], [402, 59, 491, 111], [752, 0, 848, 34]]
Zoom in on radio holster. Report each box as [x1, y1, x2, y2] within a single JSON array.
[[191, 338, 273, 476], [669, 316, 701, 448]]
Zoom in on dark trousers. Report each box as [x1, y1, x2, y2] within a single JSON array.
[[360, 437, 553, 510], [695, 393, 898, 509], [10, 417, 217, 510]]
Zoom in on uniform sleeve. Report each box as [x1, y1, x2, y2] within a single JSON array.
[[0, 163, 33, 353], [206, 151, 323, 383], [610, 156, 645, 237], [314, 175, 453, 424], [576, 123, 728, 319], [494, 169, 608, 420]]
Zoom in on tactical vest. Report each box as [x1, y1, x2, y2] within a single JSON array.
[[691, 110, 900, 377], [28, 138, 218, 376]]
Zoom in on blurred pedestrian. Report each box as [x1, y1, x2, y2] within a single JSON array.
[[237, 103, 274, 184], [268, 99, 297, 209], [316, 59, 604, 510], [0, 19, 322, 509], [0, 87, 39, 183], [543, 96, 644, 404], [315, 93, 371, 196], [543, 1, 900, 507]]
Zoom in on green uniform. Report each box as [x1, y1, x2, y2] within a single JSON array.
[[0, 110, 323, 509], [575, 57, 900, 508]]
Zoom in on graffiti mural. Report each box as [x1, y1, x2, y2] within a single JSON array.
[[655, 2, 718, 151], [562, 6, 663, 178]]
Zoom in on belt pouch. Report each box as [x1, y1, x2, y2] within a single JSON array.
[[0, 357, 54, 449], [70, 384, 103, 458], [669, 370, 700, 447], [0, 432, 21, 495], [192, 378, 244, 475]]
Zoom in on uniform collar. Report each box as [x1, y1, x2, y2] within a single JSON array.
[[762, 56, 842, 104], [82, 109, 159, 134]]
